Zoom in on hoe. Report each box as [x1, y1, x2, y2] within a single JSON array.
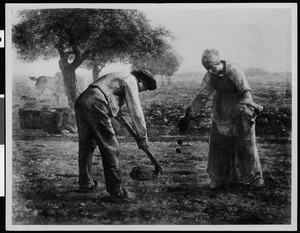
[[116, 112, 163, 181]]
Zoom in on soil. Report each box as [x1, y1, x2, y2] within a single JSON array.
[[11, 133, 292, 225], [10, 73, 293, 226]]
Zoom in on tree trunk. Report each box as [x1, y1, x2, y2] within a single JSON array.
[[92, 64, 100, 81], [59, 59, 80, 109], [92, 63, 105, 81]]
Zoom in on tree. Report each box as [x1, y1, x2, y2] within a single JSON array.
[[130, 47, 182, 85], [12, 8, 173, 108], [81, 49, 128, 81]]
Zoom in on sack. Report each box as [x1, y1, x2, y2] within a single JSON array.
[[229, 102, 263, 135]]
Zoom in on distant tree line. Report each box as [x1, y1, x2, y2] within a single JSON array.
[[244, 68, 292, 79], [244, 68, 269, 76]]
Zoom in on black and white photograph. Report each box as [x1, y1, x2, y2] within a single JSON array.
[[5, 3, 297, 231]]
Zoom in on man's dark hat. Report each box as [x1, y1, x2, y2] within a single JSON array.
[[131, 69, 157, 90]]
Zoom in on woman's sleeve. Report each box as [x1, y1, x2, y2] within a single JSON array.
[[229, 64, 253, 102], [188, 74, 215, 118]]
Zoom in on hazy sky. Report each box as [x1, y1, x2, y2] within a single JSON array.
[[8, 3, 295, 76], [142, 7, 293, 73]]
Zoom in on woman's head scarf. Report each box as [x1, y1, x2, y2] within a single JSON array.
[[201, 49, 221, 69]]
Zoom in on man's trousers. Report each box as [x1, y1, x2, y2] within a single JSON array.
[[75, 87, 122, 194]]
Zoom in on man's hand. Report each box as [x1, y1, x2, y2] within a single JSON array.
[[177, 115, 193, 134], [137, 137, 149, 150]]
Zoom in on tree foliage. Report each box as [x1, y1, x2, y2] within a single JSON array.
[[80, 49, 128, 81], [130, 47, 183, 77], [12, 8, 174, 108]]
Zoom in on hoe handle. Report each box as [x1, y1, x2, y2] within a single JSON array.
[[116, 112, 163, 174]]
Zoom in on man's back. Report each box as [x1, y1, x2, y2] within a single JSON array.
[[89, 72, 137, 117]]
